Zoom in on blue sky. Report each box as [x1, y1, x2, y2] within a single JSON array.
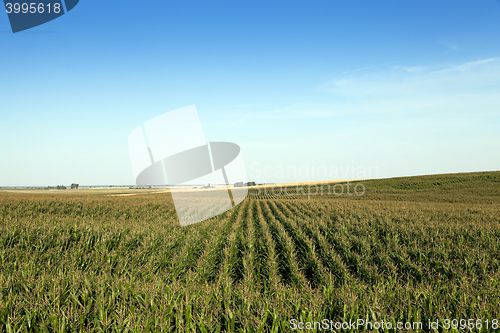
[[1, 0, 500, 186]]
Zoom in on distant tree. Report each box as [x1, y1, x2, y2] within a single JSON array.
[[56, 185, 66, 190], [71, 183, 79, 189]]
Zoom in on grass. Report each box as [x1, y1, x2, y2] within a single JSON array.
[[0, 171, 499, 332]]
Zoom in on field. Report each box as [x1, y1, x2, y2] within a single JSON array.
[[1, 171, 500, 332]]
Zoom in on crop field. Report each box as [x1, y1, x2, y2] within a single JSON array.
[[1, 171, 500, 332]]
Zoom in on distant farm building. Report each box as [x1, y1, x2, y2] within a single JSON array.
[[234, 181, 255, 187]]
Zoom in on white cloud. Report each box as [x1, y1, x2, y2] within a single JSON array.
[[205, 57, 500, 182], [451, 57, 496, 71], [322, 58, 500, 108], [393, 66, 427, 73], [210, 58, 500, 127], [440, 41, 458, 51]]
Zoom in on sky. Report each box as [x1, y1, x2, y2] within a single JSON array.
[[1, 0, 500, 186]]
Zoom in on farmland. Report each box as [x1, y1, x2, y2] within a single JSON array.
[[1, 171, 500, 332]]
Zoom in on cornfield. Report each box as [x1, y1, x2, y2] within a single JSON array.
[[1, 171, 499, 332]]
